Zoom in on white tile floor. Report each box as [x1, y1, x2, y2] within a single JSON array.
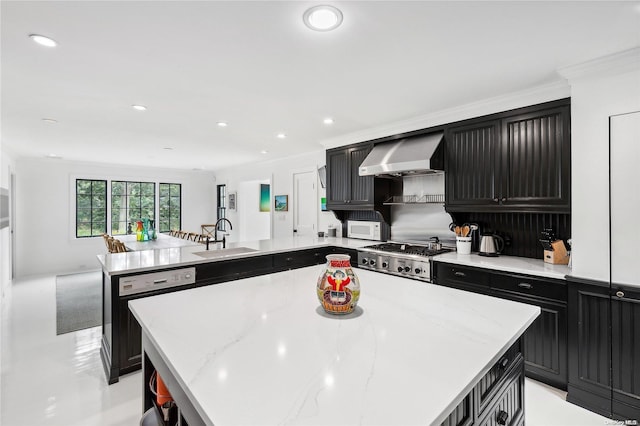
[[1, 274, 610, 425]]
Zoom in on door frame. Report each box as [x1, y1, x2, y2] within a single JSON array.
[[291, 167, 319, 237]]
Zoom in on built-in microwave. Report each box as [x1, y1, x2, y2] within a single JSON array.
[[347, 220, 381, 241]]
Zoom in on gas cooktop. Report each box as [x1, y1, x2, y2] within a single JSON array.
[[362, 242, 452, 257]]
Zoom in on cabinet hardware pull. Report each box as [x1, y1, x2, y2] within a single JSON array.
[[518, 283, 533, 289], [496, 410, 509, 425], [616, 291, 625, 298], [493, 198, 499, 202], [498, 357, 509, 369], [501, 197, 507, 202], [454, 271, 466, 277], [286, 257, 293, 262]]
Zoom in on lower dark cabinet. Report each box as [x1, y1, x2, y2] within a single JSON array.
[[492, 290, 567, 390], [433, 262, 568, 390], [567, 279, 640, 420], [441, 340, 525, 426]]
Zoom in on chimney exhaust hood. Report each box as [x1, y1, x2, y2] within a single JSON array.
[[358, 132, 444, 177]]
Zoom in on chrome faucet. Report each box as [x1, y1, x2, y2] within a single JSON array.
[[205, 218, 233, 250]]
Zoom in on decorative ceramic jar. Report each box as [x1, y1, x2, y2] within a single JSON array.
[[316, 254, 360, 315]]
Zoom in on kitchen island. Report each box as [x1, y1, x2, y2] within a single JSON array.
[[130, 266, 540, 426]]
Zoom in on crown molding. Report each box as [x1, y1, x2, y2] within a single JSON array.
[[558, 47, 640, 81], [320, 80, 570, 149]]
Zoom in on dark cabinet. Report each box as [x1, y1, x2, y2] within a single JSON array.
[[567, 280, 640, 420], [444, 99, 570, 213], [196, 255, 274, 286], [445, 120, 501, 208], [433, 262, 568, 390], [441, 340, 525, 426], [326, 143, 375, 208], [273, 247, 332, 271]]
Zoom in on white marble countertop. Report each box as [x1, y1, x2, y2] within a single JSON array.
[[118, 233, 201, 251], [97, 236, 373, 276], [130, 267, 539, 426], [432, 252, 571, 280]]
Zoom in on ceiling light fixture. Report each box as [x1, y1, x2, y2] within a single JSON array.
[[303, 5, 343, 32], [45, 153, 62, 159], [276, 133, 286, 139], [261, 150, 268, 155], [29, 34, 57, 47], [132, 105, 147, 111], [217, 121, 228, 127], [42, 118, 58, 124], [163, 147, 173, 150], [323, 117, 334, 125]]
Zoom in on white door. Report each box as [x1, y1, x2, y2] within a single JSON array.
[[293, 171, 317, 237], [610, 111, 640, 286]]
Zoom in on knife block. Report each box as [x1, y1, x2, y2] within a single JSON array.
[[544, 240, 569, 265]]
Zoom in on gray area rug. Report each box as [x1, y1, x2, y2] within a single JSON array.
[[56, 271, 102, 335]]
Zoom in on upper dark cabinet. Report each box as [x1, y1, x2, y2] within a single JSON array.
[[445, 100, 571, 213], [445, 120, 501, 208], [326, 143, 376, 208]]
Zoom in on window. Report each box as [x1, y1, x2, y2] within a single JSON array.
[[76, 179, 107, 237], [111, 181, 155, 235], [159, 183, 181, 233], [217, 184, 226, 231]]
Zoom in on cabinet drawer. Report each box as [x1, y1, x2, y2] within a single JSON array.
[[490, 273, 566, 302], [478, 360, 525, 426], [273, 249, 328, 270], [476, 341, 522, 413], [436, 264, 490, 287]]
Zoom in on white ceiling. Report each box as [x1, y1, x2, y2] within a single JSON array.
[[2, 1, 639, 171]]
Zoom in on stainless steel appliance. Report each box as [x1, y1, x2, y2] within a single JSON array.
[[357, 240, 452, 282], [119, 267, 196, 296], [478, 234, 504, 257], [347, 220, 381, 241]]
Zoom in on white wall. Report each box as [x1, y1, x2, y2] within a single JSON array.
[[14, 158, 216, 277], [215, 149, 341, 242], [237, 179, 271, 242], [564, 54, 640, 282]]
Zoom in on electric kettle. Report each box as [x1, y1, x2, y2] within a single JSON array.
[[479, 233, 504, 257]]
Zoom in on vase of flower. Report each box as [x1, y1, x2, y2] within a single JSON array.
[[316, 254, 360, 315]]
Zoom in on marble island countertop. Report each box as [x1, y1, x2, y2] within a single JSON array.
[[129, 267, 540, 426], [433, 251, 571, 280], [97, 235, 373, 276]]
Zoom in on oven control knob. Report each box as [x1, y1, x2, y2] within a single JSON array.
[[362, 258, 368, 265], [397, 267, 404, 273], [415, 268, 422, 274], [369, 259, 376, 266], [382, 262, 388, 268], [404, 266, 411, 273]]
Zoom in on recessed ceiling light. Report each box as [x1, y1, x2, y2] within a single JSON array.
[[42, 118, 58, 124], [276, 133, 286, 139], [303, 5, 343, 32], [132, 105, 147, 111], [29, 34, 57, 47], [163, 147, 173, 150], [45, 153, 62, 159], [261, 150, 268, 155], [217, 121, 228, 127], [323, 117, 334, 125]]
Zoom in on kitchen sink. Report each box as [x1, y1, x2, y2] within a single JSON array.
[[193, 247, 258, 258]]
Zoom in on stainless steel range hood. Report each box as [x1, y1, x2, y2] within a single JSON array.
[[358, 132, 444, 177]]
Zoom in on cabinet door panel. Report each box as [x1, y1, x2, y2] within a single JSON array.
[[611, 286, 640, 412], [326, 150, 349, 204], [349, 145, 374, 204], [501, 106, 570, 209], [445, 120, 500, 208], [492, 290, 567, 389]]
